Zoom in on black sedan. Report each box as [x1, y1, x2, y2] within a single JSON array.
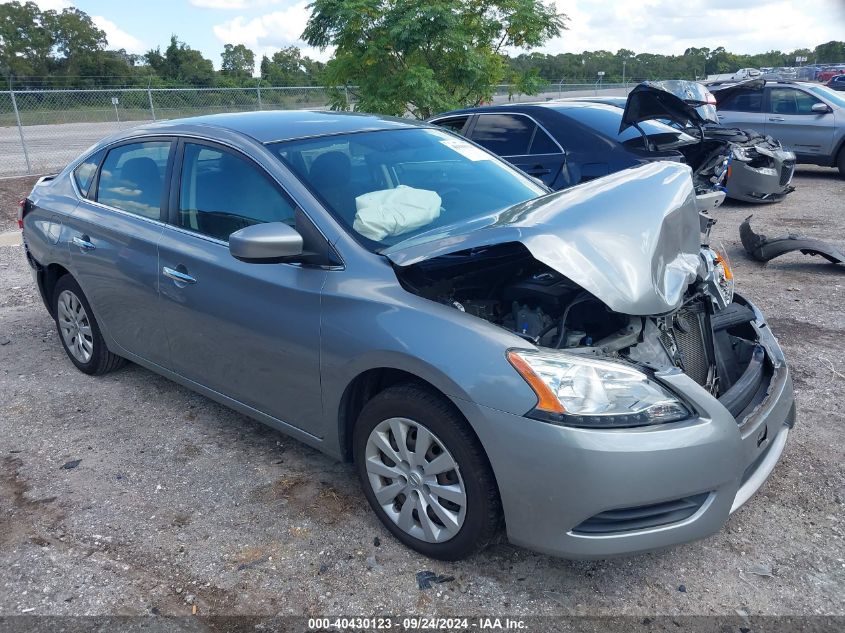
[[429, 102, 693, 190]]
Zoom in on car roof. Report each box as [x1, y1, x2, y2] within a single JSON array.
[[435, 100, 625, 117], [138, 110, 427, 144]]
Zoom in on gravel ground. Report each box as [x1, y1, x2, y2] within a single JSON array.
[[0, 166, 843, 619]]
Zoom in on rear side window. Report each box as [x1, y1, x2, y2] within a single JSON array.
[[433, 116, 469, 134], [73, 149, 105, 197], [529, 127, 560, 154], [469, 114, 535, 156], [96, 141, 171, 220], [178, 143, 297, 242], [718, 92, 763, 113], [769, 87, 823, 115]]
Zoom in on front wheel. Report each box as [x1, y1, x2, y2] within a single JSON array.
[[837, 147, 845, 178], [353, 383, 501, 560]]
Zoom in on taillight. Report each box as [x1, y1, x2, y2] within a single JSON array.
[[17, 199, 25, 230]]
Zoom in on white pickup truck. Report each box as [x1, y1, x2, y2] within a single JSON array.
[[706, 68, 762, 82]]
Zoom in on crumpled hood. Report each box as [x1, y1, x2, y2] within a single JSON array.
[[385, 162, 703, 316], [620, 80, 719, 133]]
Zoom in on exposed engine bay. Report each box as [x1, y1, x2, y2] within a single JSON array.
[[395, 239, 766, 413]]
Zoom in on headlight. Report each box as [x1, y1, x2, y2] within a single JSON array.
[[703, 242, 734, 308], [507, 349, 691, 428], [731, 145, 756, 162]]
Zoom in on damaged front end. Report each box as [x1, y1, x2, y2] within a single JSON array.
[[622, 79, 795, 203], [388, 162, 784, 427]]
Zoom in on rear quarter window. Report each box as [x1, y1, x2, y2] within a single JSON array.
[[73, 149, 105, 197]]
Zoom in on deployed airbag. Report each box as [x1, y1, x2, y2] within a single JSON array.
[[353, 185, 441, 241]]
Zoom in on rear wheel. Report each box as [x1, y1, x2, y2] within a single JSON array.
[[353, 382, 501, 560], [837, 147, 845, 178], [53, 275, 125, 375]]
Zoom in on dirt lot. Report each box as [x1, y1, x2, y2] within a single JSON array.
[[0, 167, 843, 620]]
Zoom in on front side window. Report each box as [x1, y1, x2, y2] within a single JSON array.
[[73, 149, 105, 197], [96, 141, 171, 219], [178, 143, 296, 242], [469, 114, 535, 156], [718, 92, 763, 113], [769, 87, 823, 115], [269, 128, 544, 251]]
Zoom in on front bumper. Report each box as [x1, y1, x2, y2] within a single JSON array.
[[726, 151, 796, 203], [456, 299, 794, 559]]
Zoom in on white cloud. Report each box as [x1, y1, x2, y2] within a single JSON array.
[[543, 0, 845, 57], [190, 0, 286, 9], [212, 1, 333, 62], [92, 15, 145, 53]]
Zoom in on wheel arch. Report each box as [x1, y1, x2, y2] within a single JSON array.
[[38, 262, 72, 318], [335, 359, 475, 464]]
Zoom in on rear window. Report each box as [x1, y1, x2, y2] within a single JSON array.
[[549, 105, 686, 143]]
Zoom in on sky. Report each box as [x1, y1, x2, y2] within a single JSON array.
[[7, 0, 845, 69]]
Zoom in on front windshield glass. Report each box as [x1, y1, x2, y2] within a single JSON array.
[[808, 85, 845, 109], [268, 128, 545, 251]]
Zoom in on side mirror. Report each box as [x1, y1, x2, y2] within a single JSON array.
[[229, 222, 304, 263], [811, 102, 831, 114]]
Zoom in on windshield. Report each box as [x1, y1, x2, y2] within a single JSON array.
[[268, 128, 545, 251], [808, 85, 845, 109], [549, 105, 692, 143]]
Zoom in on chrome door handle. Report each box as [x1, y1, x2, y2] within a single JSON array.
[[72, 235, 95, 251], [768, 116, 785, 122], [162, 266, 197, 285]]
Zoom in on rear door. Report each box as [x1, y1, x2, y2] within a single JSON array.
[[764, 86, 835, 157], [67, 138, 174, 366], [156, 139, 327, 436], [466, 113, 565, 187], [715, 90, 766, 131]]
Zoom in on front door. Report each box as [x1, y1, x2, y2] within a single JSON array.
[[764, 86, 835, 157], [157, 140, 326, 437]]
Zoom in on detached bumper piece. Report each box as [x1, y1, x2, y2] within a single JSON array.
[[740, 215, 845, 265], [572, 493, 711, 535]]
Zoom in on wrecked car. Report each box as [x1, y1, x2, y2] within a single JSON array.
[[21, 111, 794, 560], [429, 95, 729, 206], [553, 80, 797, 203]]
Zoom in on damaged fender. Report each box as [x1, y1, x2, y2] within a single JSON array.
[[739, 215, 845, 265]]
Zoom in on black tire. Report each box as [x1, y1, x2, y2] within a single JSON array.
[[353, 382, 501, 560], [837, 147, 845, 178], [53, 275, 125, 376]]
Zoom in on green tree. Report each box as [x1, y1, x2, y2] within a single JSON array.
[[303, 0, 565, 118], [146, 35, 214, 86], [221, 43, 255, 77], [260, 46, 324, 85], [815, 41, 845, 63], [0, 1, 53, 78]]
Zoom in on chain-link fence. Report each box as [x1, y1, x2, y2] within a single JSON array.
[[1, 83, 633, 177]]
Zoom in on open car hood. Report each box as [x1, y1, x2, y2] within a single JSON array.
[[385, 162, 702, 316], [620, 80, 719, 133], [709, 78, 766, 105]]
